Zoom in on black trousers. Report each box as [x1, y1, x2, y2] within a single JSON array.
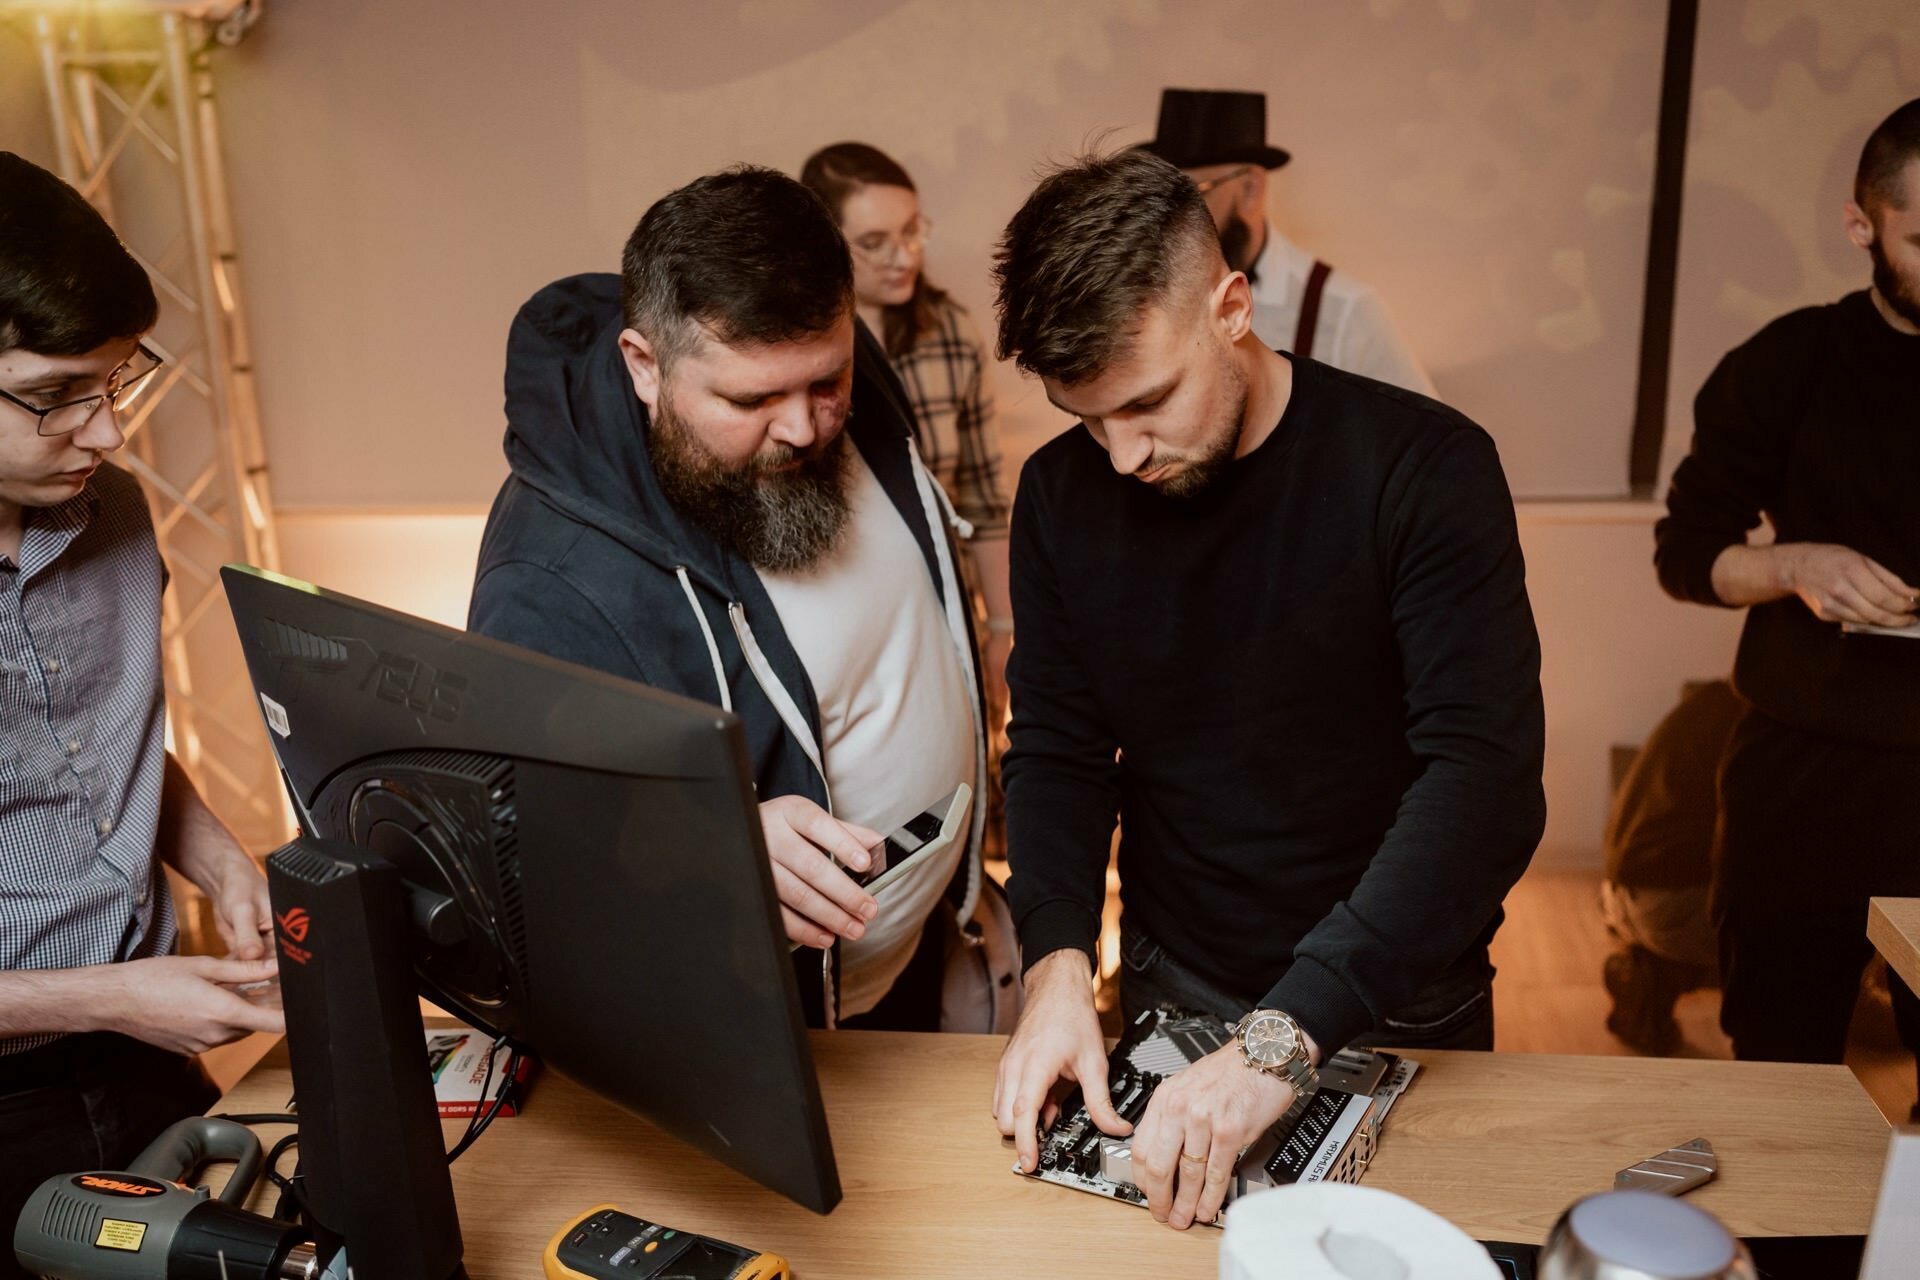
[[0, 1032, 217, 1280], [1713, 707, 1920, 1081]]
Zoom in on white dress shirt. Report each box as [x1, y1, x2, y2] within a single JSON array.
[[1247, 223, 1436, 397]]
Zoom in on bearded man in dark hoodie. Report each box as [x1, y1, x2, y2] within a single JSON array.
[[470, 167, 987, 1030]]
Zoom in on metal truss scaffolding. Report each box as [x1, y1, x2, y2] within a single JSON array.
[[24, 1, 287, 852]]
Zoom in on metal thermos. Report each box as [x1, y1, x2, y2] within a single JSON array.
[[1538, 1191, 1757, 1280]]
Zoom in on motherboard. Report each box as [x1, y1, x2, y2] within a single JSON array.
[[1016, 1008, 1417, 1224]]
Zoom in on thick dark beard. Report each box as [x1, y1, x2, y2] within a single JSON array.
[[649, 394, 852, 573], [1869, 234, 1920, 329], [1217, 212, 1258, 278], [1148, 364, 1248, 500]]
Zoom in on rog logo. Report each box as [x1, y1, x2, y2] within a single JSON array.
[[276, 907, 310, 944], [276, 906, 314, 966]]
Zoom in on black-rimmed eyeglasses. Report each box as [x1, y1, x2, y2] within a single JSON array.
[[0, 343, 164, 437]]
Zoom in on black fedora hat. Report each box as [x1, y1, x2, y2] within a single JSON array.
[[1136, 88, 1291, 171]]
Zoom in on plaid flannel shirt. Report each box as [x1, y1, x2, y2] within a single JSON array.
[[890, 297, 1008, 540]]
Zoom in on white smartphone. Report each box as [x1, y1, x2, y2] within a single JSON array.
[[850, 783, 972, 897], [788, 783, 972, 951]]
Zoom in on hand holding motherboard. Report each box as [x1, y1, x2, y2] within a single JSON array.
[[992, 949, 1132, 1173], [1129, 1043, 1299, 1229], [1016, 1009, 1417, 1231]]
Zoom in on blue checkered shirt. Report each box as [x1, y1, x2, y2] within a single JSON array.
[[1, 462, 174, 1056]]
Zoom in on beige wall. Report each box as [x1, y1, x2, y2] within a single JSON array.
[[7, 0, 1672, 505], [1659, 1, 1920, 486], [5, 1, 1917, 866], [0, 21, 51, 171]]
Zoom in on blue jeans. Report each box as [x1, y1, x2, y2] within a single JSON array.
[[1118, 917, 1496, 1053]]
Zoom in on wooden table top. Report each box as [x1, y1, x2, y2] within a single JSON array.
[[1870, 898, 1920, 999], [214, 1031, 1888, 1278]]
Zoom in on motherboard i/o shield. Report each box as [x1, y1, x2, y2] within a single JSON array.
[[1016, 1008, 1417, 1224]]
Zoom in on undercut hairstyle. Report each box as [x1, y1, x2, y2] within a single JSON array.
[[799, 141, 949, 360], [621, 165, 853, 369], [0, 152, 158, 356], [993, 149, 1221, 385], [1855, 98, 1920, 218]]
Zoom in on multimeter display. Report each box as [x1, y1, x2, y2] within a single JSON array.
[[657, 1241, 756, 1279], [551, 1208, 779, 1280]]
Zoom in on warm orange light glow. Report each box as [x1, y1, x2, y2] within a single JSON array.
[[0, 1, 254, 17]]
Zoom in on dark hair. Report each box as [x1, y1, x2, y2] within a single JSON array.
[[993, 149, 1219, 385], [0, 152, 158, 356], [621, 164, 852, 368], [1856, 98, 1920, 217], [799, 142, 948, 360]]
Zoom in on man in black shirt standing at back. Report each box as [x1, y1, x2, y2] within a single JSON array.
[[1656, 99, 1920, 1119], [988, 150, 1545, 1231]]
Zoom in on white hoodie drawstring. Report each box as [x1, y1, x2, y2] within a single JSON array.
[[675, 565, 732, 713], [924, 463, 975, 542], [678, 568, 841, 1026], [905, 441, 987, 924]]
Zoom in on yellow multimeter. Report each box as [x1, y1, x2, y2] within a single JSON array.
[[544, 1205, 791, 1280]]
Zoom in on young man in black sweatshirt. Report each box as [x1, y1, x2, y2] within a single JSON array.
[[1655, 99, 1920, 1117], [988, 151, 1544, 1231]]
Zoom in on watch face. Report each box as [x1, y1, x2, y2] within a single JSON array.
[[1244, 1012, 1299, 1067]]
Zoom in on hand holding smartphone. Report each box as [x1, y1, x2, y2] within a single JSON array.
[[787, 783, 971, 951], [848, 784, 972, 896]]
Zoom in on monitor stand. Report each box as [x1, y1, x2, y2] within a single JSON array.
[[267, 837, 468, 1280]]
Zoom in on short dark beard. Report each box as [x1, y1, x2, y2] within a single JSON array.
[[649, 392, 852, 573], [1146, 362, 1248, 500], [1868, 232, 1920, 329], [1217, 211, 1258, 278]]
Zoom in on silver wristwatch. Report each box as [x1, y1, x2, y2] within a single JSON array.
[[1230, 1008, 1318, 1094]]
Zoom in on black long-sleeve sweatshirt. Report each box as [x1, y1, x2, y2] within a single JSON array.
[[1656, 290, 1920, 752], [1003, 355, 1546, 1054]]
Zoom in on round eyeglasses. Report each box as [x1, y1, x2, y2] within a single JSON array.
[[849, 215, 933, 266]]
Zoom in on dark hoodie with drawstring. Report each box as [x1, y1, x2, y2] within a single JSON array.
[[468, 274, 986, 1027]]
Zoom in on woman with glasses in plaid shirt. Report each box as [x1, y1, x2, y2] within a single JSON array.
[[801, 145, 1014, 747]]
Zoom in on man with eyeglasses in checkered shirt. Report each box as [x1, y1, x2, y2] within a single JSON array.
[[0, 153, 281, 1273]]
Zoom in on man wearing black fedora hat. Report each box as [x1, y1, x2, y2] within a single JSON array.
[[1139, 88, 1434, 396]]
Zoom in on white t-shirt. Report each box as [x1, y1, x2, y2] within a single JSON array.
[[757, 447, 976, 1017], [1248, 223, 1436, 397]]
